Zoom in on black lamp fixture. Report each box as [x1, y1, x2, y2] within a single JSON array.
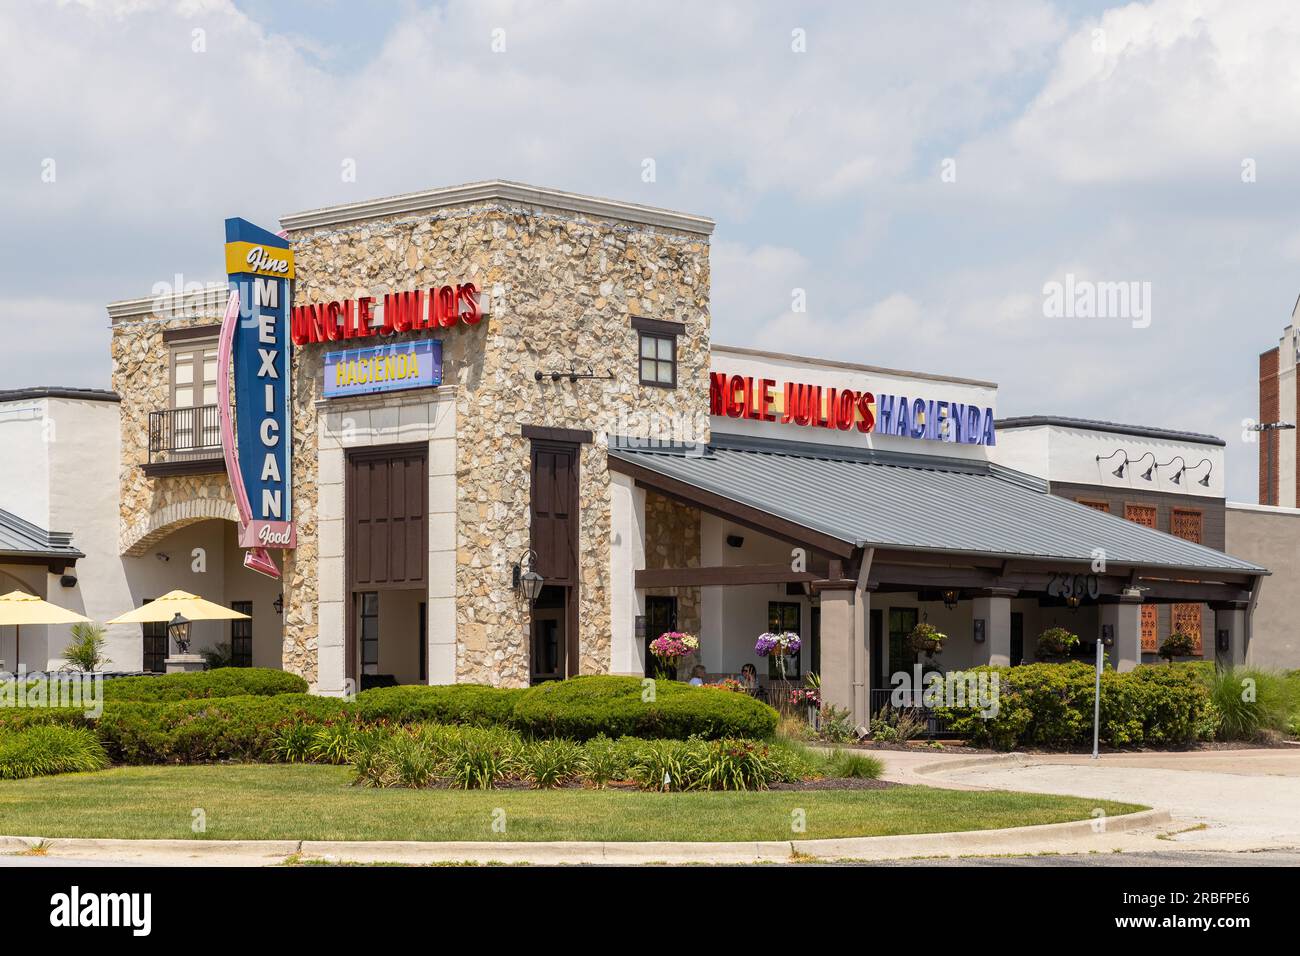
[[1130, 451, 1157, 482], [167, 612, 192, 655], [1158, 456, 1187, 484], [941, 588, 959, 610], [512, 549, 545, 604], [273, 594, 284, 615], [1096, 448, 1128, 478], [1182, 457, 1214, 488], [1064, 592, 1082, 610]]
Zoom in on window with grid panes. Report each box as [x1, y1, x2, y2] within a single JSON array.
[[638, 332, 676, 388]]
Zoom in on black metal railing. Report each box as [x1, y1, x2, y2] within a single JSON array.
[[870, 687, 953, 737], [148, 405, 223, 464]]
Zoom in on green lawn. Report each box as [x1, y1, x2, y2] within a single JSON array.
[[0, 765, 1144, 842]]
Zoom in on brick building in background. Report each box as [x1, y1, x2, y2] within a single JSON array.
[[1255, 307, 1300, 506]]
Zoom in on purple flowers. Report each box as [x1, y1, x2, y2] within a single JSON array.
[[755, 632, 801, 657]]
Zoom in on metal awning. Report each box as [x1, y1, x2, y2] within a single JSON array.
[[0, 508, 84, 567], [608, 434, 1265, 577]]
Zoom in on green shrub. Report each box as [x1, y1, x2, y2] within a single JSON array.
[[690, 738, 780, 791], [309, 717, 376, 765], [581, 734, 630, 788], [101, 668, 307, 702], [269, 716, 317, 763], [625, 738, 703, 791], [520, 738, 586, 789], [0, 725, 108, 779], [817, 704, 857, 743], [512, 675, 778, 741], [933, 662, 1213, 751], [352, 684, 523, 727], [1209, 667, 1300, 740], [825, 749, 884, 779], [95, 694, 347, 763], [440, 726, 523, 790]]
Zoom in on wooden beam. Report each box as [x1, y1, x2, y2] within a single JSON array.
[[637, 564, 822, 588]]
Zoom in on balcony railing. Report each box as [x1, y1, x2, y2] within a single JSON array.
[[147, 405, 223, 465]]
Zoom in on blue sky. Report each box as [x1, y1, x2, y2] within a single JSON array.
[[4, 0, 1299, 500]]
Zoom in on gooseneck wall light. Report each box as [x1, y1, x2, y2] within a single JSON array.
[[1096, 448, 1128, 478]]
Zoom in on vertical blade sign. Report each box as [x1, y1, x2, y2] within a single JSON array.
[[223, 218, 296, 562]]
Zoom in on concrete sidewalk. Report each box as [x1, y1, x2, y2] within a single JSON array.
[[0, 808, 1170, 866], [918, 747, 1300, 853]]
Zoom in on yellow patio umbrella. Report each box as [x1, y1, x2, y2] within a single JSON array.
[[107, 590, 250, 657], [106, 590, 250, 625], [0, 590, 93, 672]]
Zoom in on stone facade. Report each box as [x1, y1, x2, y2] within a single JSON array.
[[642, 490, 702, 637], [285, 196, 711, 687], [111, 304, 238, 558], [109, 188, 711, 689]]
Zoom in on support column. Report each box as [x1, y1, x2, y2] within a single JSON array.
[[609, 472, 646, 677], [818, 586, 857, 724], [818, 552, 872, 731], [971, 588, 1016, 666], [1100, 595, 1143, 671], [1211, 601, 1249, 668]]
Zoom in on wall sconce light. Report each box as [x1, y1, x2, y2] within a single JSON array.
[[941, 588, 959, 610], [1181, 458, 1214, 488], [1064, 593, 1082, 610], [1101, 624, 1115, 648], [512, 549, 545, 604], [168, 613, 192, 655], [973, 619, 986, 643], [1096, 449, 1128, 478], [273, 595, 284, 615], [1216, 628, 1230, 652], [1129, 451, 1156, 482], [725, 534, 745, 549], [1158, 456, 1187, 484]]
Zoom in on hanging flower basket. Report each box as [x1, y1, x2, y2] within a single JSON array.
[[907, 622, 948, 657], [1158, 630, 1198, 662], [648, 631, 699, 680], [1036, 626, 1080, 660], [755, 631, 801, 680]]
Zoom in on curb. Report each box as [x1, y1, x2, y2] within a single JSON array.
[[911, 753, 1031, 776], [0, 808, 1169, 866]]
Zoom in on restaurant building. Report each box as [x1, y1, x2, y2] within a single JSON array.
[[0, 181, 1271, 727]]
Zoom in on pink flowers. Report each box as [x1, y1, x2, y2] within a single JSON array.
[[649, 631, 700, 661]]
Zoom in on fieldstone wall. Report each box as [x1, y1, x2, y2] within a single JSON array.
[[287, 200, 711, 686], [643, 490, 702, 637], [112, 310, 237, 558]]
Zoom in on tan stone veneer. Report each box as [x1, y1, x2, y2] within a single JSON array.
[[285, 195, 712, 686], [643, 490, 702, 636], [112, 299, 237, 558]]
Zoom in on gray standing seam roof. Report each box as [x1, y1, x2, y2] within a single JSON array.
[[609, 436, 1264, 575], [0, 509, 84, 563]]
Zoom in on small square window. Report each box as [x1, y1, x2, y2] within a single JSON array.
[[638, 332, 676, 389]]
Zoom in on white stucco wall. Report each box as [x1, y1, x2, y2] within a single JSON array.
[[993, 423, 1225, 498], [709, 346, 998, 459]]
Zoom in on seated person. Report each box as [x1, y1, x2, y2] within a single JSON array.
[[687, 664, 708, 686], [739, 663, 758, 690]]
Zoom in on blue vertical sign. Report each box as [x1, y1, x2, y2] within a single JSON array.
[[224, 218, 295, 553]]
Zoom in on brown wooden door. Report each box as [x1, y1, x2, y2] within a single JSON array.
[[1124, 503, 1160, 652], [348, 446, 428, 590], [530, 441, 580, 679], [346, 445, 428, 685]]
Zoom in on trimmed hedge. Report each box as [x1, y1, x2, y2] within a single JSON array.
[[932, 662, 1214, 750], [99, 668, 308, 702], [94, 694, 348, 764], [353, 684, 523, 727], [511, 675, 779, 741], [0, 676, 778, 767]]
